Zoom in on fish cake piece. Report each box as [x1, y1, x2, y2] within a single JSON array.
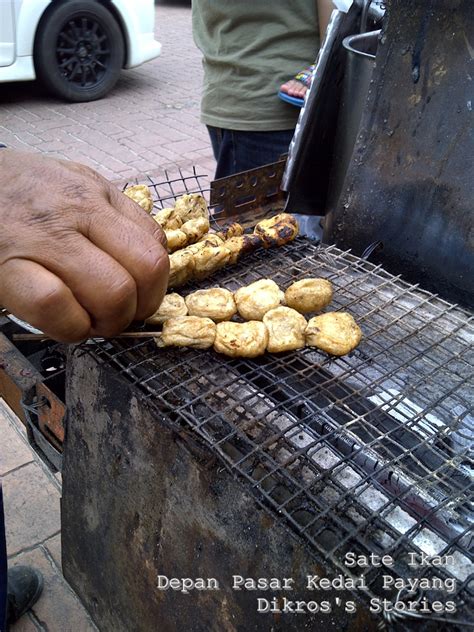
[[193, 245, 232, 279], [185, 288, 237, 322], [181, 216, 211, 243], [234, 279, 285, 320], [214, 321, 268, 358], [165, 229, 188, 252], [224, 234, 262, 264], [285, 278, 333, 314], [157, 316, 216, 349], [254, 213, 299, 247], [305, 312, 362, 356], [168, 250, 194, 287], [197, 233, 224, 246], [123, 184, 153, 213], [263, 306, 307, 353], [174, 193, 208, 222], [146, 293, 187, 325], [153, 208, 183, 230]]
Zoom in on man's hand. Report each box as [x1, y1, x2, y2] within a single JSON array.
[[0, 150, 169, 342]]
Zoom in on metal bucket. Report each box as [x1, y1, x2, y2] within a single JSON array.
[[326, 30, 380, 213]]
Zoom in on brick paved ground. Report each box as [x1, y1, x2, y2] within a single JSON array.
[[0, 0, 216, 183], [0, 2, 214, 630]]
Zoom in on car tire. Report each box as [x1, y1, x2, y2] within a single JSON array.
[[34, 0, 124, 102]]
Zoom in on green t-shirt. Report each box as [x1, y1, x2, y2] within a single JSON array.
[[192, 1, 320, 131]]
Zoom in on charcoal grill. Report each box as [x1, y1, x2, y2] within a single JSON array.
[[55, 169, 473, 632]]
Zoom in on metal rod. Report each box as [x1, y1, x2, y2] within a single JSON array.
[[13, 332, 162, 341]]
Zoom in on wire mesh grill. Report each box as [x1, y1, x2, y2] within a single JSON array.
[[85, 173, 473, 626], [143, 166, 211, 209], [80, 240, 473, 619]]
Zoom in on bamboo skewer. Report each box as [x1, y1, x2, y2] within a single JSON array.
[[13, 332, 162, 341]]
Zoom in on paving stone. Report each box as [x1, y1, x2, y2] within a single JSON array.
[[43, 532, 62, 571], [9, 612, 43, 632], [9, 547, 97, 632], [0, 400, 28, 440], [0, 400, 34, 475], [3, 462, 60, 556]]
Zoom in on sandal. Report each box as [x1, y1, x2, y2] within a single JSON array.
[[293, 65, 315, 89], [278, 65, 315, 108]]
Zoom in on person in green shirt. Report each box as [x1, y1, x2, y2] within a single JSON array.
[[192, 1, 333, 178]]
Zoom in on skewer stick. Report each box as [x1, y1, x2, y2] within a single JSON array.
[[13, 332, 162, 341]]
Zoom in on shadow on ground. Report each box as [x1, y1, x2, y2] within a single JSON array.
[[155, 0, 191, 6], [0, 67, 160, 106], [0, 80, 50, 105]]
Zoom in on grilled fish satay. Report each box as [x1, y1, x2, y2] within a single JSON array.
[[224, 234, 263, 264], [254, 213, 299, 248], [193, 244, 232, 280], [123, 184, 154, 213], [197, 233, 225, 246], [168, 250, 195, 287], [305, 312, 362, 356], [153, 194, 210, 251], [263, 306, 307, 352], [153, 208, 183, 230], [180, 215, 210, 243], [185, 288, 237, 321], [168, 239, 231, 288], [146, 293, 187, 325], [214, 222, 244, 241], [165, 229, 188, 253], [156, 316, 216, 350], [173, 193, 208, 222], [168, 213, 298, 288], [214, 321, 268, 358]]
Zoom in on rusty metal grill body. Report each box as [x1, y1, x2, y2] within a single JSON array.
[[72, 169, 474, 628]]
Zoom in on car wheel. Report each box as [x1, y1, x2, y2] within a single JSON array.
[[34, 0, 124, 102]]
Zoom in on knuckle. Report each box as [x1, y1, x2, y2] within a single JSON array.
[[139, 244, 170, 282], [37, 281, 69, 313], [107, 274, 136, 310], [34, 285, 92, 343]]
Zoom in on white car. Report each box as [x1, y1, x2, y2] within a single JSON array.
[[0, 0, 161, 101]]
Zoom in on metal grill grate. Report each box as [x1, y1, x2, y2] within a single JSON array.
[[143, 167, 210, 209], [82, 175, 473, 626]]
